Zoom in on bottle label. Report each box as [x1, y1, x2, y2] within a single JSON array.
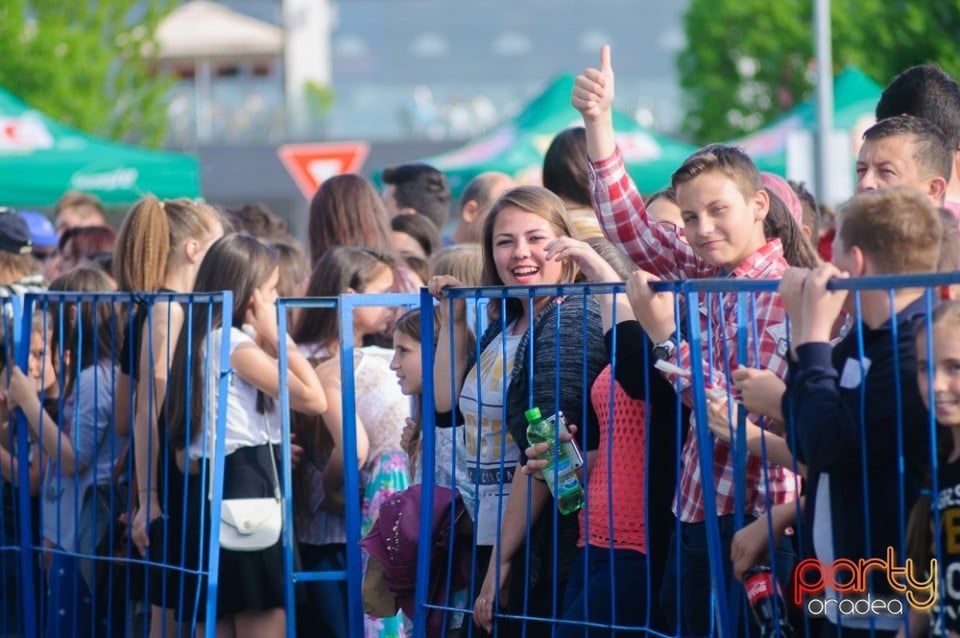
[[745, 571, 775, 606]]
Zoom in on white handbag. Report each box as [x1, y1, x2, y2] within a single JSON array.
[[218, 416, 283, 552], [219, 497, 282, 551]]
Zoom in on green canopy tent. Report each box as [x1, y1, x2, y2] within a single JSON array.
[[733, 67, 883, 176], [0, 86, 200, 208], [418, 74, 698, 197]]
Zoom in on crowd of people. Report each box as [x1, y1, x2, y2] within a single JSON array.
[[2, 48, 960, 638]]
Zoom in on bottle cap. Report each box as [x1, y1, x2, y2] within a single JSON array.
[[524, 407, 542, 423]]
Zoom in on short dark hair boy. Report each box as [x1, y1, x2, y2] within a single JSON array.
[[381, 163, 451, 230]]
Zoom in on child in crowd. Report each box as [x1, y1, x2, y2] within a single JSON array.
[[575, 45, 798, 634], [393, 307, 434, 483], [430, 185, 606, 638], [780, 187, 940, 637], [905, 300, 960, 636], [112, 195, 224, 637], [393, 306, 474, 488], [164, 234, 327, 637], [7, 267, 123, 637], [292, 245, 409, 638]]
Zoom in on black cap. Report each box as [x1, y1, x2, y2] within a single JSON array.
[[0, 208, 34, 255]]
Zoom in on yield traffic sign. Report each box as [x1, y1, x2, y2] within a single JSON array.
[[277, 142, 370, 198]]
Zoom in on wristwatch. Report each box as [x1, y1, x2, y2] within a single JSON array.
[[653, 332, 678, 361]]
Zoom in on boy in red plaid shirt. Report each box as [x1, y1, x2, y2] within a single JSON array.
[[574, 45, 799, 634]]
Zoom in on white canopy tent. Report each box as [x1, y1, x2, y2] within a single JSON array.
[[156, 0, 284, 141], [156, 0, 283, 61]]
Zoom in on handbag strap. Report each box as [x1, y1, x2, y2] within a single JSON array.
[[263, 413, 281, 503]]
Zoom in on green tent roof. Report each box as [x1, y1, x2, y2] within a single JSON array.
[[419, 74, 697, 196], [0, 86, 200, 208], [734, 67, 883, 175]]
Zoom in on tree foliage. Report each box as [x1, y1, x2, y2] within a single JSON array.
[[678, 0, 960, 144], [0, 0, 176, 147]]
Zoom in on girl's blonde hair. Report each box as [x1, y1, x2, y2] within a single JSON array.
[[428, 243, 483, 286], [113, 195, 223, 292]]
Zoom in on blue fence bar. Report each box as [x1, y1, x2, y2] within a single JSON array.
[[276, 292, 418, 638]]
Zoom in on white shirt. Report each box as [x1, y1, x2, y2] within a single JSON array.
[[189, 326, 280, 461]]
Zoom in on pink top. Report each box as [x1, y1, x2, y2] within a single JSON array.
[[580, 364, 647, 553]]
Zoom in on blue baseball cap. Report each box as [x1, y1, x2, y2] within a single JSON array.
[[18, 210, 58, 249], [0, 208, 32, 255]]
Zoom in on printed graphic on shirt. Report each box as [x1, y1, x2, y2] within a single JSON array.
[[931, 459, 960, 635], [458, 333, 522, 545], [839, 357, 872, 389], [765, 321, 789, 358]]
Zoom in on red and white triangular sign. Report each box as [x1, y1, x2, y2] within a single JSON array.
[[277, 142, 370, 198]]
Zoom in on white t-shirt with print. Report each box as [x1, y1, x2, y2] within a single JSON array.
[[457, 329, 522, 546]]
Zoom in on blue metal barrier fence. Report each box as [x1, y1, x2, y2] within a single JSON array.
[[416, 272, 960, 638]]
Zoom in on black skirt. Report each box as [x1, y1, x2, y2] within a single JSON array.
[[215, 444, 285, 615], [149, 444, 285, 619]]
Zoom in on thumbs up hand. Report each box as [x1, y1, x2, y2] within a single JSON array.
[[572, 45, 615, 122]]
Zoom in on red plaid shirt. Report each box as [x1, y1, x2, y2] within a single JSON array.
[[588, 147, 799, 523]]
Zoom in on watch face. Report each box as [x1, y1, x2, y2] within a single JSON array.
[[653, 342, 674, 361]]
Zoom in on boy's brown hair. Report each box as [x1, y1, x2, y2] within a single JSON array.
[[670, 144, 764, 202], [836, 187, 942, 274]]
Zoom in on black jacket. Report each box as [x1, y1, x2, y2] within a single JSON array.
[[783, 296, 930, 585]]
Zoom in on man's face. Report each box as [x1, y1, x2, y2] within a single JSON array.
[[855, 134, 938, 204]]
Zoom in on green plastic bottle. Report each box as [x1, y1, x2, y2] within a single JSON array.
[[524, 407, 584, 514]]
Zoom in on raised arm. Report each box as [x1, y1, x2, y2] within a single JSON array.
[[429, 276, 469, 413], [572, 44, 617, 163], [233, 289, 327, 416], [573, 46, 705, 278], [8, 366, 75, 476]]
